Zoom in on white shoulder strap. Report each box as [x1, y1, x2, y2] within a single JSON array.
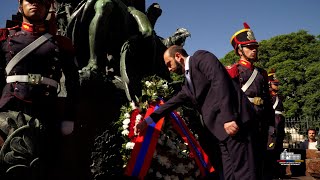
[[5, 33, 53, 75], [273, 96, 279, 109], [241, 68, 258, 92]]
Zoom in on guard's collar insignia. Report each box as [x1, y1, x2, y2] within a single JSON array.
[[21, 22, 46, 33]]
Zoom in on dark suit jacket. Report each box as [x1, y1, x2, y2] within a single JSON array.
[[300, 140, 309, 150], [149, 50, 253, 141]]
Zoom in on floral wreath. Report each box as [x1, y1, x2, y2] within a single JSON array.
[[114, 75, 206, 179]]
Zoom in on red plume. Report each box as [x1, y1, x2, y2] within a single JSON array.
[[243, 22, 250, 29]]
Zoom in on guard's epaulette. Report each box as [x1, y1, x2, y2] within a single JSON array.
[[0, 26, 20, 41], [0, 28, 9, 41], [54, 35, 75, 54], [225, 63, 239, 78]]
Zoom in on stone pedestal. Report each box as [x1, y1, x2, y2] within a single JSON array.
[[305, 150, 320, 178]]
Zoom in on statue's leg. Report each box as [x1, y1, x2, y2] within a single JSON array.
[[127, 6, 153, 38], [112, 0, 153, 38], [79, 0, 114, 79]]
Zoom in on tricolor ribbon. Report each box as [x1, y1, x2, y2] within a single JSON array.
[[168, 110, 214, 176], [125, 102, 164, 178], [125, 99, 214, 178]]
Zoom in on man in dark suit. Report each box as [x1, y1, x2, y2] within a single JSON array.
[[300, 128, 318, 150], [136, 45, 256, 180]]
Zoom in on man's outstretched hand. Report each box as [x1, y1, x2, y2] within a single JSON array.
[[135, 120, 148, 134]]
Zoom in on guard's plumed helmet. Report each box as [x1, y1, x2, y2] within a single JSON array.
[[230, 22, 259, 54], [268, 69, 279, 83]]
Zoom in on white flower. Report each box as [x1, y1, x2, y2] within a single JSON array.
[[124, 113, 130, 118], [122, 124, 129, 129], [136, 114, 142, 121], [174, 163, 188, 174], [121, 129, 129, 136], [164, 175, 171, 180], [162, 83, 168, 89], [145, 81, 152, 87], [125, 142, 135, 149], [130, 101, 136, 109], [123, 118, 130, 125], [187, 162, 194, 169], [157, 155, 170, 166], [156, 172, 162, 178], [166, 139, 176, 149], [181, 149, 188, 156], [153, 150, 157, 158], [179, 142, 187, 150]]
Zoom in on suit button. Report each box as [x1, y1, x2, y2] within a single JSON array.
[[14, 87, 19, 92], [45, 92, 50, 96], [55, 48, 60, 53], [52, 66, 55, 70]]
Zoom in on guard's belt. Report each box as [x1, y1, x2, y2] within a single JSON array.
[[6, 74, 58, 88], [275, 110, 283, 115], [247, 97, 264, 105]]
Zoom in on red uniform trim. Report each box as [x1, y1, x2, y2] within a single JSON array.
[[238, 59, 253, 70], [225, 63, 239, 78], [0, 28, 9, 41]]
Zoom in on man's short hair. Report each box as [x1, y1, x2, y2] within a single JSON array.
[[167, 45, 188, 58], [307, 128, 317, 134]]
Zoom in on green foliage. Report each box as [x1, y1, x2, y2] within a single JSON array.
[[221, 30, 320, 118]]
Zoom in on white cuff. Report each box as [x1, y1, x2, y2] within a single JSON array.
[[145, 116, 155, 125]]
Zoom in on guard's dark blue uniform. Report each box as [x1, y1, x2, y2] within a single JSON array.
[[0, 22, 79, 123], [0, 22, 79, 179], [227, 59, 275, 180]]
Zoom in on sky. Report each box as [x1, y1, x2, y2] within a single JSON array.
[[1, 0, 319, 59]]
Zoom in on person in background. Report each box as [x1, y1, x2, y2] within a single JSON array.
[[300, 128, 318, 150], [226, 22, 275, 180], [268, 69, 286, 179], [136, 45, 256, 180], [0, 0, 79, 179]]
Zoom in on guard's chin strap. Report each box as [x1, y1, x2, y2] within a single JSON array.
[[238, 44, 258, 62]]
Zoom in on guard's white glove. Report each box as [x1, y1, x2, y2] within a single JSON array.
[[61, 121, 74, 135]]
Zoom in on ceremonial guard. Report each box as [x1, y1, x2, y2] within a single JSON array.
[[0, 0, 79, 179], [268, 69, 286, 178], [226, 22, 275, 180]]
